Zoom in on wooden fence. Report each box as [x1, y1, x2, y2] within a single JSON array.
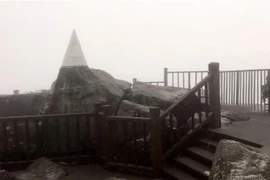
[[0, 112, 97, 168], [0, 63, 221, 177], [134, 67, 270, 112]]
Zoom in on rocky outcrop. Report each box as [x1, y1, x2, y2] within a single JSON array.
[[49, 66, 126, 114], [221, 111, 250, 122], [0, 93, 50, 117], [117, 100, 157, 117], [209, 140, 270, 180], [0, 170, 17, 180], [128, 82, 190, 110]]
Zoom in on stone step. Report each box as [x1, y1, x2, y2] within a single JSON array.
[[174, 156, 210, 180], [185, 146, 214, 167], [197, 138, 218, 153], [163, 166, 199, 180]]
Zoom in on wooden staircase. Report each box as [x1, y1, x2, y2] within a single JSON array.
[[162, 130, 263, 180]]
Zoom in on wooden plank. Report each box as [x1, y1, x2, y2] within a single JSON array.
[[106, 116, 151, 122], [107, 162, 153, 173], [76, 116, 80, 155], [66, 118, 70, 154], [143, 122, 148, 160], [55, 117, 61, 155], [205, 83, 209, 117], [0, 112, 96, 121], [169, 112, 174, 148], [198, 90, 202, 124], [35, 119, 40, 157], [2, 121, 8, 161], [132, 121, 137, 165], [24, 119, 30, 160]]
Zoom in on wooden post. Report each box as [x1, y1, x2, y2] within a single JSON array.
[[208, 62, 221, 128], [133, 78, 137, 84], [164, 68, 168, 86], [150, 107, 163, 177], [94, 102, 104, 160]]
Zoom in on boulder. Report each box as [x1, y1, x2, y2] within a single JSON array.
[[0, 170, 17, 180], [128, 82, 191, 110], [49, 66, 126, 114], [209, 140, 270, 180], [90, 69, 132, 91], [117, 100, 158, 117], [221, 111, 250, 122], [17, 157, 66, 180]]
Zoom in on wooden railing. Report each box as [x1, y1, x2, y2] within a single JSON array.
[[162, 74, 213, 159], [0, 112, 97, 166]]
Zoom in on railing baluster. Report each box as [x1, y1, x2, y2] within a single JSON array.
[[205, 84, 209, 117], [177, 73, 179, 87], [86, 115, 90, 153], [3, 121, 8, 161], [169, 112, 174, 148], [55, 117, 61, 156], [183, 73, 185, 88], [34, 120, 39, 157], [191, 114, 195, 129], [24, 119, 30, 160], [195, 72, 198, 85], [66, 118, 70, 155], [13, 119, 19, 160], [188, 72, 191, 89], [143, 122, 147, 163], [172, 73, 174, 87], [76, 116, 80, 155], [132, 121, 137, 165], [198, 89, 202, 124]]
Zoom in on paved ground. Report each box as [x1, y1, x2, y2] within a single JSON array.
[[62, 164, 154, 180], [218, 105, 270, 155]]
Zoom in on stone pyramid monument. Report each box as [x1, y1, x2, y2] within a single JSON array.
[[61, 29, 88, 67]]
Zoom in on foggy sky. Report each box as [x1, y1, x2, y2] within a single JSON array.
[[1, 0, 270, 94]]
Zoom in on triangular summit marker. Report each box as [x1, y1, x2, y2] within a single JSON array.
[[61, 29, 88, 67]]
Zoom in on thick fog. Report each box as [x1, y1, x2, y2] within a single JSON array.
[[1, 0, 270, 94]]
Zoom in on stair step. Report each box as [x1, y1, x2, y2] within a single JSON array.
[[163, 166, 199, 180], [185, 146, 214, 167], [197, 138, 218, 153], [174, 156, 210, 180]]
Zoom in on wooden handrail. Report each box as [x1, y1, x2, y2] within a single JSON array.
[[160, 74, 212, 118], [106, 116, 151, 122], [0, 112, 96, 121]]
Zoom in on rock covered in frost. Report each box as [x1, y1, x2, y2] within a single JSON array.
[[209, 140, 270, 180], [221, 111, 250, 122], [17, 157, 66, 180], [0, 170, 17, 180], [128, 82, 191, 110], [49, 66, 126, 114]]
